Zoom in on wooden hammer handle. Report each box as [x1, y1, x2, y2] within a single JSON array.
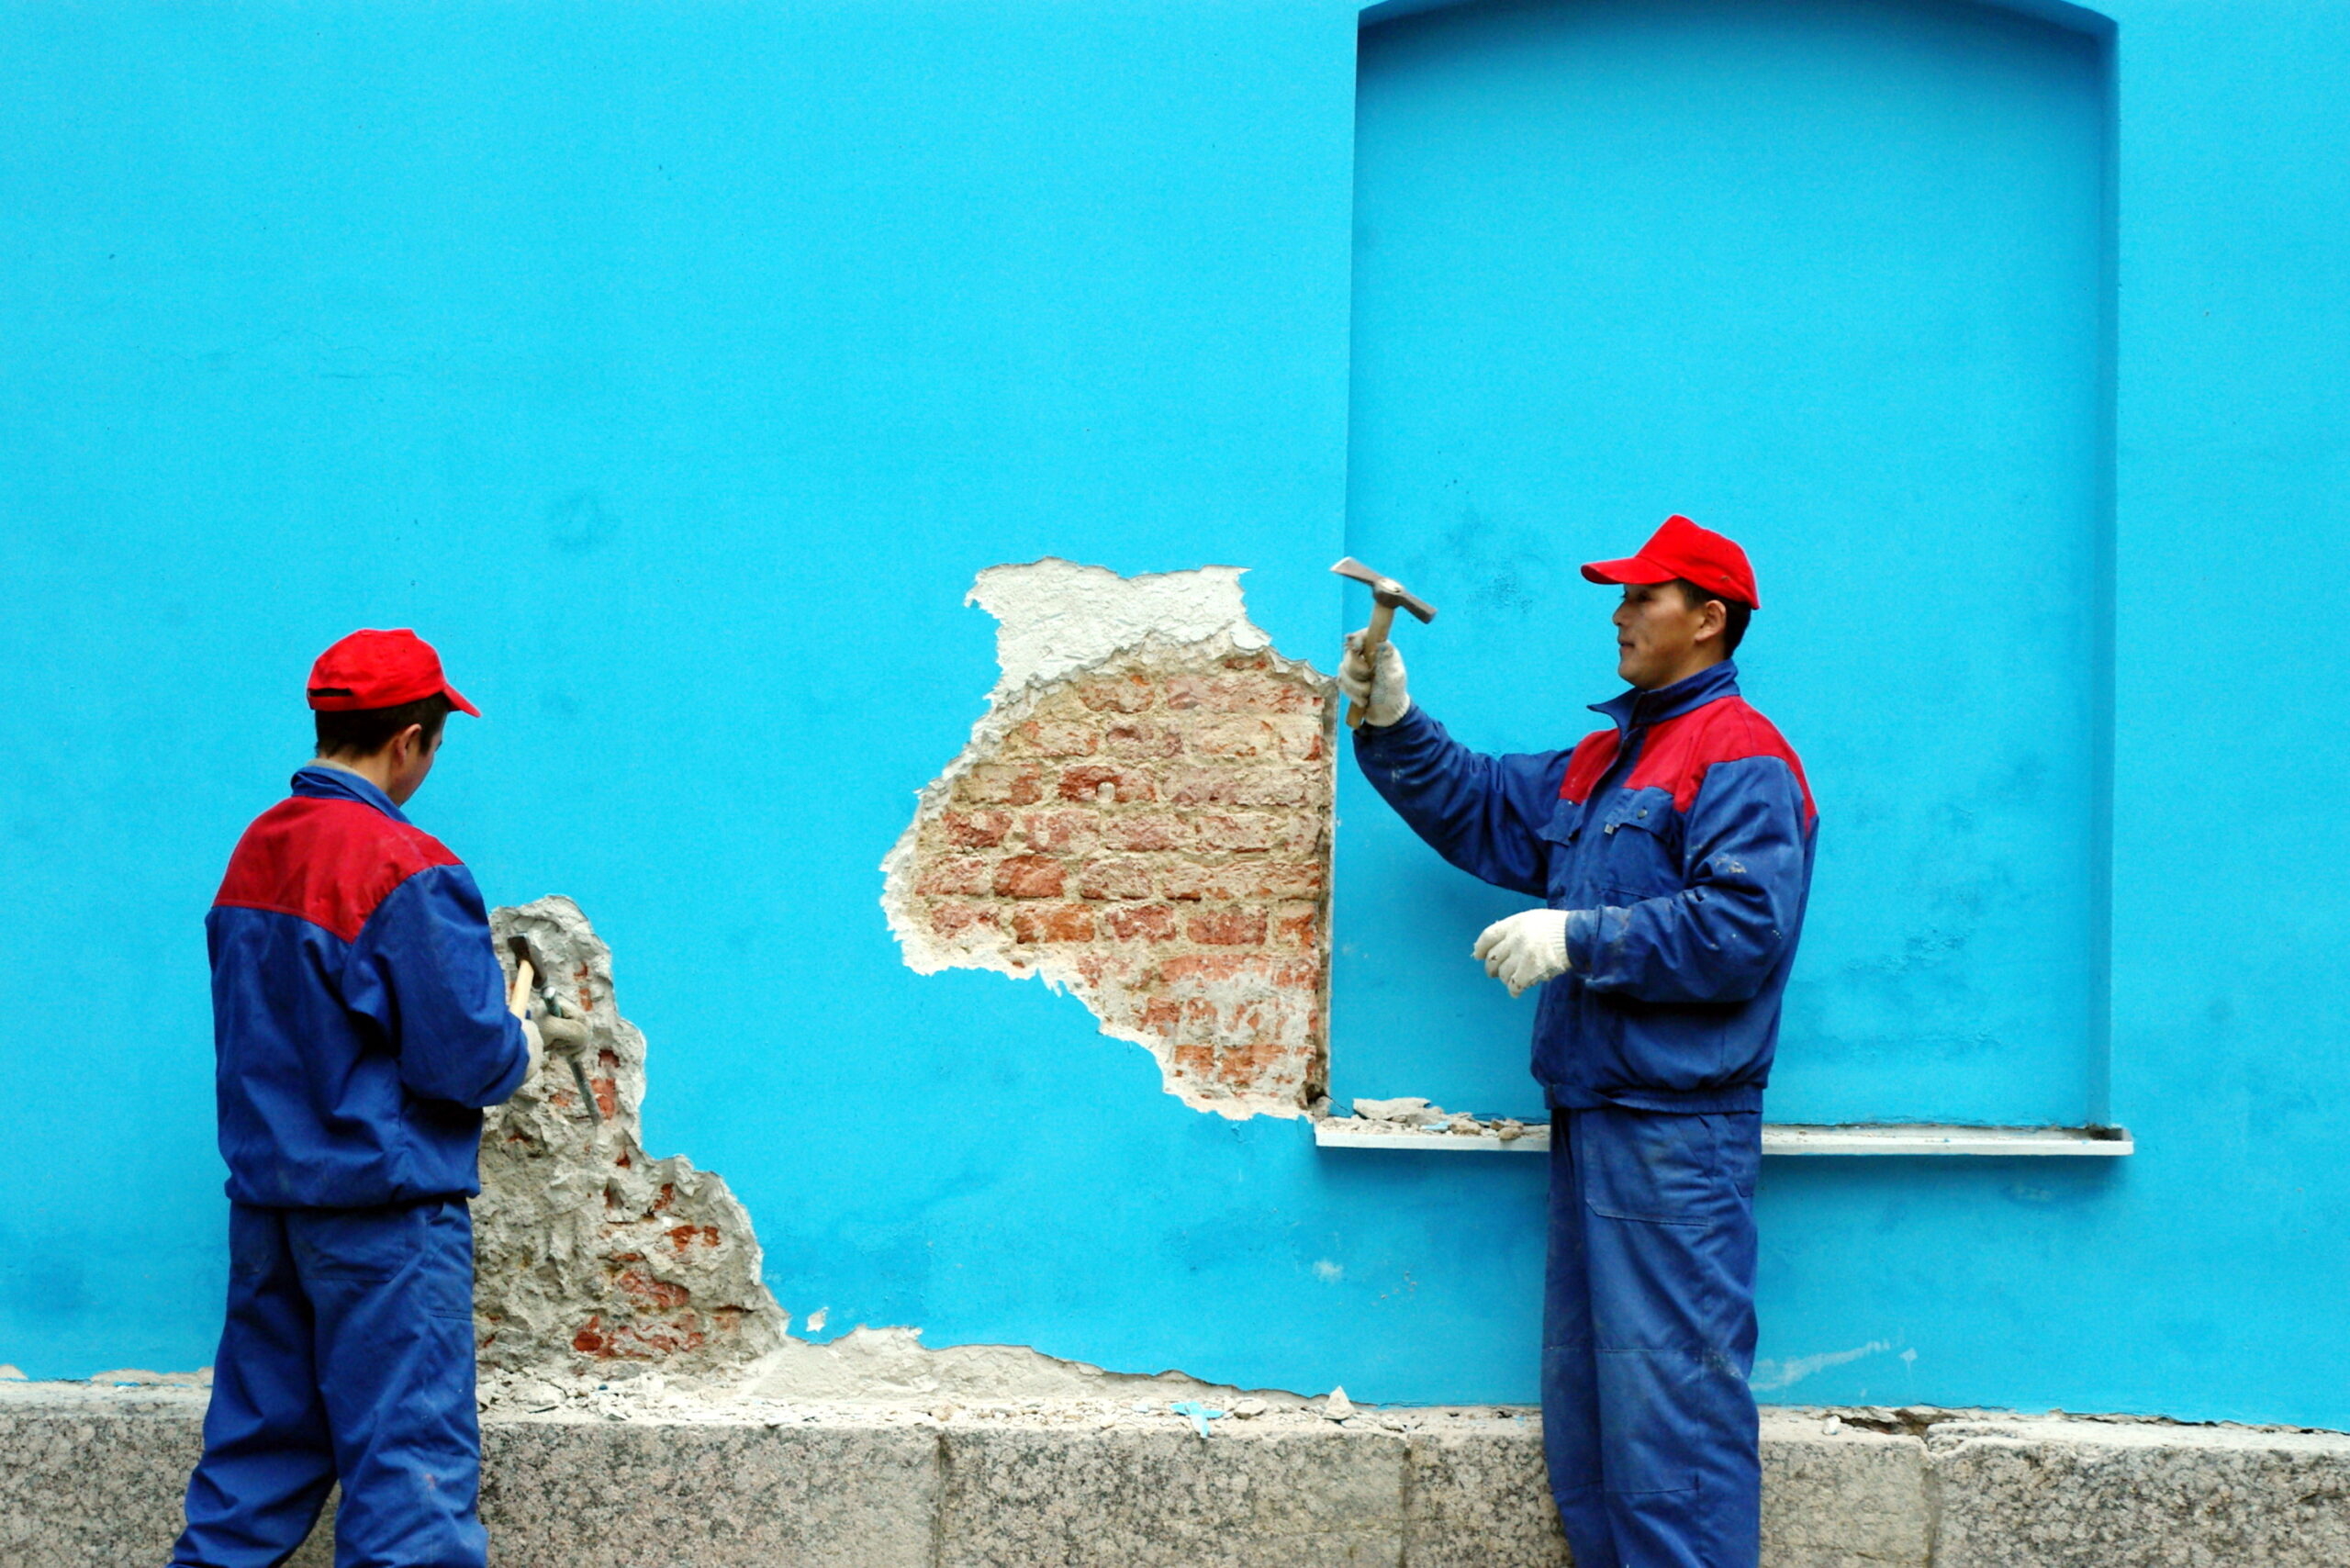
[[1346, 600, 1399, 730]]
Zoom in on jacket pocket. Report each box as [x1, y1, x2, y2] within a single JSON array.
[[1592, 789, 1681, 901], [1538, 799, 1583, 902]]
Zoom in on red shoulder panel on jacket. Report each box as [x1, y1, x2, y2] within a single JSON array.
[[1626, 697, 1817, 820], [213, 797, 463, 944], [1557, 729, 1621, 802]]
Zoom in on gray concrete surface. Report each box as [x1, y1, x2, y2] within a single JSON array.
[[5, 1383, 2345, 1567]]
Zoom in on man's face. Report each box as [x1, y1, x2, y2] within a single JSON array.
[[1612, 582, 1720, 690]]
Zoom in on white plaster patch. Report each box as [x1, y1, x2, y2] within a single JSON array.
[[1752, 1340, 1897, 1393], [967, 558, 1268, 696]]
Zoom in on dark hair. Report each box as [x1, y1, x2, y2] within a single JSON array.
[[1671, 579, 1752, 657], [314, 693, 453, 759]]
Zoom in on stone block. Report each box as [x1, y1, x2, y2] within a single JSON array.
[[1759, 1414, 1930, 1568], [1928, 1417, 2350, 1568], [480, 1418, 939, 1568], [0, 1393, 205, 1568], [1404, 1427, 1571, 1567], [939, 1423, 1404, 1568]]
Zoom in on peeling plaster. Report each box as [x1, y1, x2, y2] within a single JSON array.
[[881, 559, 1337, 1119], [473, 895, 1314, 1405], [967, 558, 1270, 694], [476, 897, 787, 1373]]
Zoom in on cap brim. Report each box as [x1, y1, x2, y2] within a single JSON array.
[[443, 684, 482, 718], [1580, 554, 1679, 587]]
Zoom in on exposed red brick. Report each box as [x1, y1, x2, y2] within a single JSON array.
[[1074, 674, 1157, 712], [1231, 767, 1320, 808], [1022, 810, 1101, 853], [1187, 910, 1270, 946], [942, 809, 1014, 848], [992, 854, 1067, 898], [898, 642, 1336, 1112], [667, 1225, 720, 1250], [928, 902, 1001, 941], [959, 763, 1046, 805], [617, 1269, 692, 1311], [1189, 717, 1276, 757], [1013, 719, 1100, 756], [1012, 902, 1097, 944], [1192, 812, 1279, 853], [1103, 903, 1181, 943], [1077, 857, 1155, 901], [1158, 865, 1232, 902], [1250, 862, 1326, 900], [1058, 765, 1156, 804], [1102, 813, 1182, 852], [1102, 721, 1182, 757], [915, 856, 993, 896]]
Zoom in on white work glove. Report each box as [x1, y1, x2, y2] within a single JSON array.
[[1472, 910, 1572, 998], [507, 958, 546, 1081], [1337, 631, 1412, 727]]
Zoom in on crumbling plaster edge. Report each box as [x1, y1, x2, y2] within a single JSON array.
[[877, 558, 1338, 1123]]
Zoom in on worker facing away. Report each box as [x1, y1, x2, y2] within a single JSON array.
[[170, 629, 541, 1568], [1339, 516, 1816, 1568]]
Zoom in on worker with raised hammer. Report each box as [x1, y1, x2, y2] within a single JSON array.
[[168, 629, 541, 1568], [1339, 516, 1815, 1568]]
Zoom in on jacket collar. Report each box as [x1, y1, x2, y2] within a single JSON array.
[[290, 762, 411, 824], [1591, 658, 1740, 735]]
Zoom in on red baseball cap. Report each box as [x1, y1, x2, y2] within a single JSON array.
[[1581, 515, 1761, 610], [306, 629, 480, 716]]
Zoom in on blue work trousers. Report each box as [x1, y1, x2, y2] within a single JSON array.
[[170, 1198, 487, 1568], [1544, 1106, 1762, 1568]]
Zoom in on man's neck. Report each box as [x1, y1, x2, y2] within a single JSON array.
[[1633, 651, 1729, 694], [311, 753, 398, 800]]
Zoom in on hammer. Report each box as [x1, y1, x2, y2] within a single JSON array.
[[508, 935, 601, 1125], [1329, 557, 1438, 729]]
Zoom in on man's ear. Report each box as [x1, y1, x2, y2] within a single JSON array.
[[1695, 597, 1729, 646]]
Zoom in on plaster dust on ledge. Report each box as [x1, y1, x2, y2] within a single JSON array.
[[880, 559, 1338, 1119]]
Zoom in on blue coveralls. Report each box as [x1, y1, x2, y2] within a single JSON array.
[[1354, 660, 1816, 1568], [173, 765, 530, 1568]]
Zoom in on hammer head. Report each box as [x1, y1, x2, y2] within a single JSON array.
[[1329, 557, 1438, 623], [507, 935, 549, 996]]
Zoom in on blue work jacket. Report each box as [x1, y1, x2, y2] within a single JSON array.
[[1354, 661, 1817, 1113], [207, 765, 529, 1207]]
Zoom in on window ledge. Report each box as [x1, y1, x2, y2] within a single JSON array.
[[1312, 1117, 2133, 1157]]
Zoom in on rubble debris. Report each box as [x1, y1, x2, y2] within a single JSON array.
[[1327, 1099, 1543, 1142], [882, 560, 1337, 1118], [475, 896, 788, 1374], [737, 1325, 1310, 1410]]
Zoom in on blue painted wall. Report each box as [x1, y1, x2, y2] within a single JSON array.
[[1337, 0, 2110, 1128], [0, 0, 2343, 1428]]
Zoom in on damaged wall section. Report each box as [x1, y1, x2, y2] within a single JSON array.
[[476, 897, 788, 1372], [883, 560, 1336, 1118]]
